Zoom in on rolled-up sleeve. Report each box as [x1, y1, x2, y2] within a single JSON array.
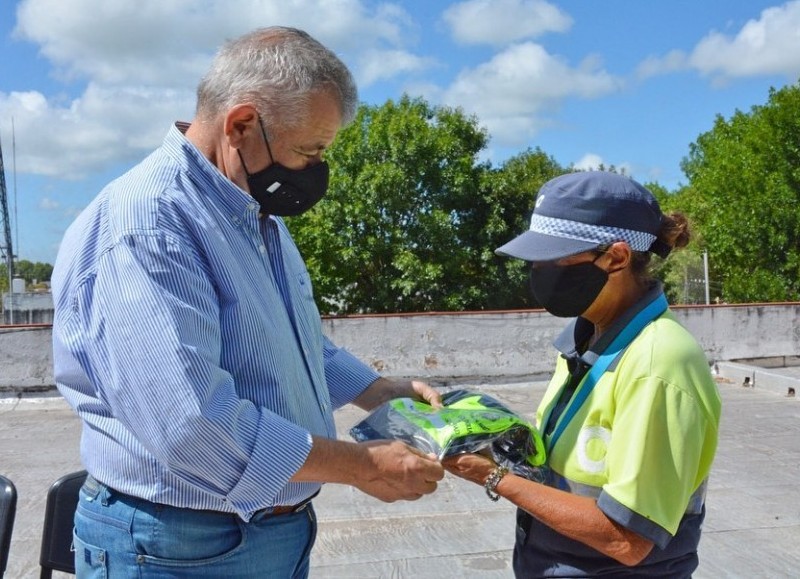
[[323, 336, 381, 409]]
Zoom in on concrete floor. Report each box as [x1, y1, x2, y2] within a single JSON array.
[[1, 377, 799, 578]]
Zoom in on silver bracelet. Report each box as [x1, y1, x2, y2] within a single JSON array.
[[484, 465, 509, 501]]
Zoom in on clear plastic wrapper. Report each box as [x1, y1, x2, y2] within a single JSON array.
[[349, 389, 547, 481]]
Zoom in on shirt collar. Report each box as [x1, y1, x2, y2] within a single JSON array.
[[162, 122, 260, 226]]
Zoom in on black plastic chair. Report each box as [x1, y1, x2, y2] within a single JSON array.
[[0, 475, 18, 579], [39, 470, 87, 579]]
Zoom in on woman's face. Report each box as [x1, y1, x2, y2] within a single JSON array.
[[528, 242, 640, 322], [527, 249, 610, 318]]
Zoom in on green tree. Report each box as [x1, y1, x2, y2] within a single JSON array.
[[13, 260, 54, 285], [642, 182, 714, 304], [0, 260, 54, 294], [482, 148, 565, 308], [288, 96, 492, 313], [681, 82, 800, 302]]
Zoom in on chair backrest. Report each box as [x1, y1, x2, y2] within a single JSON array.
[[0, 475, 18, 579], [39, 470, 87, 579]]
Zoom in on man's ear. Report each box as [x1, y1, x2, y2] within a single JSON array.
[[224, 104, 259, 148]]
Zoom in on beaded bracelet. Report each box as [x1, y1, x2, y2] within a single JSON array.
[[484, 465, 509, 501]]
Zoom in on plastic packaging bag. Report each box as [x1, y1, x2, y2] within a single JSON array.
[[349, 389, 546, 480]]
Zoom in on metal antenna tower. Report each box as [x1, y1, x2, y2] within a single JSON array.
[[0, 135, 14, 294]]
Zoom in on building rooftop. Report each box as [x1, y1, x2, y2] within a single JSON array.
[[2, 373, 799, 578]]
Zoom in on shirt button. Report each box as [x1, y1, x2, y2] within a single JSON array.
[[260, 245, 267, 253]]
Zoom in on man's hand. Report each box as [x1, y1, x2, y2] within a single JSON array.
[[352, 440, 444, 501], [293, 437, 444, 502], [405, 379, 443, 409], [353, 377, 443, 411]]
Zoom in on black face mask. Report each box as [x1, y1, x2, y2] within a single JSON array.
[[237, 119, 329, 216], [528, 258, 608, 318]]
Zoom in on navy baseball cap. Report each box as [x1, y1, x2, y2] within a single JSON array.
[[495, 171, 670, 262]]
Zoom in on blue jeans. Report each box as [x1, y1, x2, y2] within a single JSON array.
[[74, 477, 317, 578]]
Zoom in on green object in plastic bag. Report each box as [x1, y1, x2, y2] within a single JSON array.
[[350, 389, 546, 479]]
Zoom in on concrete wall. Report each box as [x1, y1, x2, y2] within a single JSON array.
[[2, 292, 55, 325], [715, 360, 799, 396], [2, 303, 799, 391], [675, 304, 800, 363], [322, 309, 566, 382], [0, 325, 57, 390]]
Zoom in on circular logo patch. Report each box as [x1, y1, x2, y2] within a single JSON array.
[[576, 425, 611, 474]]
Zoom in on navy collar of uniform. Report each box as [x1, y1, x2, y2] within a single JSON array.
[[163, 122, 261, 227], [553, 281, 664, 370]]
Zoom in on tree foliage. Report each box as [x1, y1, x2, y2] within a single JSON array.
[[680, 82, 800, 302], [641, 181, 712, 304], [482, 148, 565, 308], [287, 96, 564, 313], [287, 96, 486, 313], [12, 84, 800, 311], [0, 260, 53, 293]]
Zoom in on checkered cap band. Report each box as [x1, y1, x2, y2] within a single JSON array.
[[530, 214, 656, 251]]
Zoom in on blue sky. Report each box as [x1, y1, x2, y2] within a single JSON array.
[[1, 0, 799, 264]]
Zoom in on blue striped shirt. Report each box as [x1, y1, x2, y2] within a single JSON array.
[[51, 124, 380, 520]]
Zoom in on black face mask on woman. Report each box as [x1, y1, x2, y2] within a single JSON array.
[[528, 256, 608, 318], [237, 119, 329, 216]]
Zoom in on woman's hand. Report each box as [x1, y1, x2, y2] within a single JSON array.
[[445, 453, 656, 566], [442, 452, 496, 486]]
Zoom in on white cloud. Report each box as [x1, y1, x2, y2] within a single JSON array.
[[571, 154, 633, 178], [636, 50, 689, 80], [38, 197, 60, 210], [15, 0, 231, 87], [13, 0, 420, 87], [617, 162, 633, 177], [689, 1, 800, 80], [443, 0, 571, 46], [5, 0, 426, 178], [441, 42, 621, 146], [637, 1, 800, 81], [0, 85, 195, 179], [572, 153, 604, 171], [358, 50, 436, 86]]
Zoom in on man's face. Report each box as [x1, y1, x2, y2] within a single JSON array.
[[264, 91, 342, 171]]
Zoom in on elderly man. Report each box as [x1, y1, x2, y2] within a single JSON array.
[[52, 27, 443, 578]]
